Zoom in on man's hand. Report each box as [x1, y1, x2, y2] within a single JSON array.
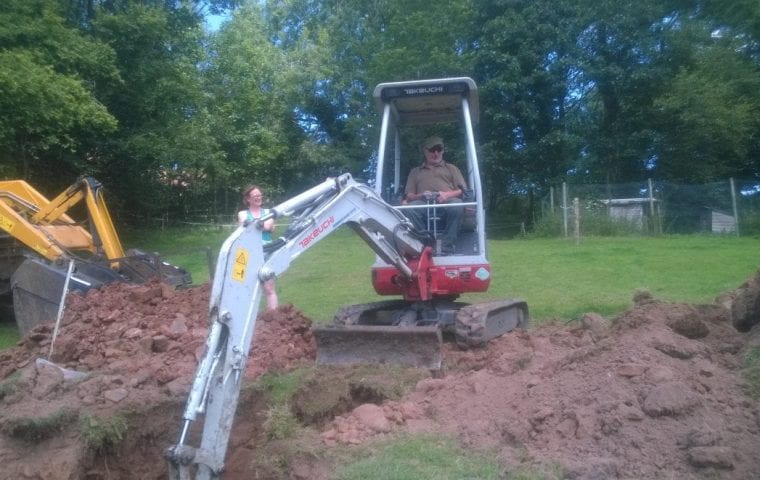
[[422, 190, 439, 202]]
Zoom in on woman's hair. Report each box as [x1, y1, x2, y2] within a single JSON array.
[[241, 184, 264, 208]]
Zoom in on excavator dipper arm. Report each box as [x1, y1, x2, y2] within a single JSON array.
[[166, 174, 426, 479]]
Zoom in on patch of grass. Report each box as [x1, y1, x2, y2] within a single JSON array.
[[80, 413, 128, 453], [2, 407, 78, 442], [742, 347, 760, 398], [109, 229, 760, 326], [0, 321, 18, 350], [290, 365, 429, 426], [263, 404, 299, 440], [250, 428, 325, 479], [0, 370, 20, 400], [333, 433, 499, 480], [467, 235, 760, 323], [257, 368, 307, 406]]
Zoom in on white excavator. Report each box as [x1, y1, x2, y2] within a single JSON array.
[[166, 77, 528, 479]]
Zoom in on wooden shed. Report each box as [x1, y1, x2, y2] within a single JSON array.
[[701, 208, 737, 234], [601, 198, 658, 229]]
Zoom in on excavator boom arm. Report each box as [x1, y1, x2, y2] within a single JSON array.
[[167, 174, 428, 479]]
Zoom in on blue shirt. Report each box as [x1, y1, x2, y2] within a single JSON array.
[[244, 209, 272, 243]]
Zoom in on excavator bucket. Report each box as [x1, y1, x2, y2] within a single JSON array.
[[312, 324, 443, 370], [11, 257, 123, 336]]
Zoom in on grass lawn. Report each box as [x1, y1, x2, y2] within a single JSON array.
[[1, 228, 758, 350], [131, 227, 760, 324]]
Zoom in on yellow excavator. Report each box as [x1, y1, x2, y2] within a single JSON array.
[[0, 176, 191, 335]]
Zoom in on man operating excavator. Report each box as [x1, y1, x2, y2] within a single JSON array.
[[403, 135, 467, 254]]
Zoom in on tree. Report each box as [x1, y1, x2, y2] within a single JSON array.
[[261, 0, 478, 188], [655, 46, 760, 181], [88, 2, 222, 220], [471, 0, 583, 215], [0, 0, 118, 183], [204, 3, 302, 200]]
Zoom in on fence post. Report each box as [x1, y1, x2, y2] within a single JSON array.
[[550, 186, 555, 214], [573, 197, 580, 244], [647, 178, 659, 235], [562, 182, 568, 237], [730, 177, 740, 237]]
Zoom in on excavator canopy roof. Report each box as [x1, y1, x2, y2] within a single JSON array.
[[372, 77, 479, 126]]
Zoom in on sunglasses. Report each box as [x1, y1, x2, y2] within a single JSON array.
[[426, 145, 443, 153]]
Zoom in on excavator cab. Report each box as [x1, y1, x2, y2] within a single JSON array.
[[373, 77, 485, 258], [371, 77, 486, 267]]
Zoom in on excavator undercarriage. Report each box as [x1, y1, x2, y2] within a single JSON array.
[[312, 298, 528, 369]]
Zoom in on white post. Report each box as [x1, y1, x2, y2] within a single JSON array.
[[562, 182, 568, 237], [573, 197, 580, 244], [48, 260, 75, 360], [730, 177, 740, 237], [647, 178, 656, 234]]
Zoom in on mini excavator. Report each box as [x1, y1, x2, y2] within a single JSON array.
[[166, 77, 528, 479]]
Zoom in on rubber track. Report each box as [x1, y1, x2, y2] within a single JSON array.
[[454, 299, 529, 348]]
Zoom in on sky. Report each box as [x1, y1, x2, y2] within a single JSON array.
[[204, 12, 230, 32]]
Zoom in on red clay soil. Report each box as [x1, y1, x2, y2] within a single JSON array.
[[1, 272, 759, 480]]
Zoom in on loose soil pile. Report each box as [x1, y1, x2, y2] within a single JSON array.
[[0, 272, 759, 479]]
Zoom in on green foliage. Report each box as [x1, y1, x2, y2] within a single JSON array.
[[740, 210, 760, 236], [0, 0, 119, 179], [579, 212, 644, 237], [526, 210, 643, 238], [334, 434, 499, 480], [80, 413, 128, 453], [3, 0, 760, 225], [655, 46, 760, 181], [526, 212, 563, 238], [2, 407, 78, 442]]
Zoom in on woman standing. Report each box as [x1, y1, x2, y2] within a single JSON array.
[[237, 184, 278, 311]]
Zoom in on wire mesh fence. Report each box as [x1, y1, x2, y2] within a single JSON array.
[[538, 178, 760, 238]]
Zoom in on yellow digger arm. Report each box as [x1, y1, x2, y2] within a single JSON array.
[[32, 177, 126, 260]]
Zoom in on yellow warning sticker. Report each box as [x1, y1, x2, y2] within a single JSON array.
[[232, 248, 249, 282], [0, 213, 14, 232]]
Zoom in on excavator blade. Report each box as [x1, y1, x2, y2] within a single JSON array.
[[312, 324, 443, 370]]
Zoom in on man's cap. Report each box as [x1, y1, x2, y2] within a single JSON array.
[[421, 135, 444, 151]]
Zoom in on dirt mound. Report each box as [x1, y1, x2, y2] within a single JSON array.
[[0, 271, 759, 479], [0, 280, 315, 479]]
